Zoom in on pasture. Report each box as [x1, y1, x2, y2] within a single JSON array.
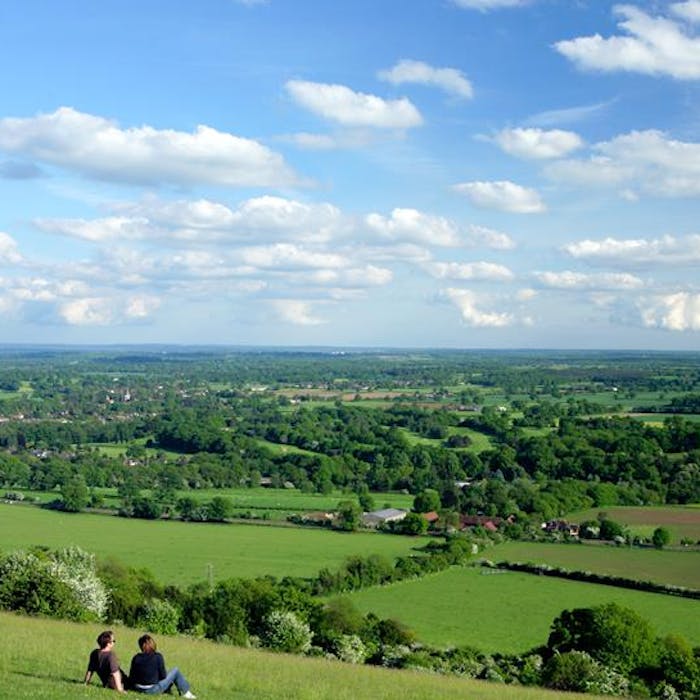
[[0, 504, 425, 586], [0, 612, 601, 700], [567, 505, 700, 544], [489, 541, 700, 589], [346, 565, 700, 654]]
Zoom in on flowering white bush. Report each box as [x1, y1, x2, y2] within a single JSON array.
[[334, 634, 366, 664], [261, 610, 312, 653], [49, 546, 109, 620]]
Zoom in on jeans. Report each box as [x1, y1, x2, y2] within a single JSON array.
[[135, 667, 191, 695]]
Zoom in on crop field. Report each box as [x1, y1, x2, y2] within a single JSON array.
[[567, 505, 700, 544], [0, 612, 601, 700], [0, 504, 426, 586], [346, 566, 700, 654], [488, 541, 700, 589]]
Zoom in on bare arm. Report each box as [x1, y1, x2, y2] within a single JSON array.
[[84, 670, 93, 685], [111, 669, 126, 693]]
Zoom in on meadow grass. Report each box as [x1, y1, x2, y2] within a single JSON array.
[[0, 504, 426, 586], [489, 540, 700, 588], [567, 505, 700, 544], [346, 565, 700, 654], [0, 611, 605, 700]]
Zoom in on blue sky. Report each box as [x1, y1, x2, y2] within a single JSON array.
[[1, 0, 700, 349]]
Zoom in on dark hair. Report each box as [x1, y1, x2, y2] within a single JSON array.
[[138, 634, 157, 654], [97, 631, 114, 649]]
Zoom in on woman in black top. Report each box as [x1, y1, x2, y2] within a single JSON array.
[[129, 634, 196, 698]]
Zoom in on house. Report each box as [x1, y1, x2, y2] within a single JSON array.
[[361, 508, 408, 528], [459, 514, 503, 532], [421, 511, 440, 524], [300, 511, 334, 525], [542, 519, 580, 537]]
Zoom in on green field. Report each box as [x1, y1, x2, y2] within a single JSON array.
[[489, 541, 700, 589], [0, 504, 426, 586], [346, 566, 700, 654], [0, 612, 601, 700], [13, 486, 415, 515], [567, 505, 700, 544]]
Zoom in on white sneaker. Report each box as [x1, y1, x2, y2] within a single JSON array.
[[182, 692, 196, 699]]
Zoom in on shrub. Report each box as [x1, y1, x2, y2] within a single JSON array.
[[137, 598, 180, 635], [49, 545, 109, 620], [261, 610, 312, 654], [334, 634, 367, 664]]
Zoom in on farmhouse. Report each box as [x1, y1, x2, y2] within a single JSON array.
[[542, 519, 580, 537], [361, 508, 408, 528], [459, 514, 503, 532]]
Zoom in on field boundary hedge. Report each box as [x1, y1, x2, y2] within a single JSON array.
[[480, 559, 700, 600]]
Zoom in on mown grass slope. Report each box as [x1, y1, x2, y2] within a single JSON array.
[[346, 566, 700, 653], [0, 612, 603, 700], [490, 540, 700, 588]]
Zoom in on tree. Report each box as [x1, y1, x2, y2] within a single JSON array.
[[206, 496, 232, 522], [398, 512, 428, 535], [652, 526, 671, 549], [412, 488, 441, 513], [335, 500, 361, 531], [547, 603, 657, 675], [60, 475, 89, 512]]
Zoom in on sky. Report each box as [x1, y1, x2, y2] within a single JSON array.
[[1, 0, 700, 350]]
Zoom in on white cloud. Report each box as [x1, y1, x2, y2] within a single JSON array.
[[554, 5, 700, 80], [672, 1, 700, 23], [516, 288, 537, 301], [546, 130, 700, 197], [452, 180, 545, 213], [0, 107, 298, 187], [425, 261, 514, 281], [239, 243, 347, 270], [35, 216, 153, 242], [443, 288, 515, 327], [305, 265, 393, 288], [493, 127, 583, 159], [0, 232, 23, 264], [535, 270, 644, 290], [451, 0, 530, 10], [378, 59, 473, 98], [366, 208, 462, 246], [525, 101, 613, 127], [640, 292, 700, 331], [271, 299, 326, 325], [467, 225, 515, 250], [285, 80, 423, 128], [564, 234, 700, 265]]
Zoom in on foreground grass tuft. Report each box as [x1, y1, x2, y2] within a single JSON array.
[[0, 612, 603, 700]]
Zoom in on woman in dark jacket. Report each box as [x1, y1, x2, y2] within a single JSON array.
[[129, 634, 196, 698]]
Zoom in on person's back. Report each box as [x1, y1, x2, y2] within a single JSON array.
[[129, 650, 166, 686], [85, 630, 127, 692]]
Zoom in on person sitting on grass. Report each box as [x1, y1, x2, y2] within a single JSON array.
[[129, 633, 196, 698], [84, 630, 129, 693]]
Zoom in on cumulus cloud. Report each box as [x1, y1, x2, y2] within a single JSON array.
[[493, 127, 583, 159], [546, 130, 700, 197], [443, 288, 515, 326], [366, 208, 462, 246], [0, 107, 298, 187], [378, 59, 473, 98], [285, 80, 423, 128], [271, 299, 326, 325], [452, 180, 545, 213], [59, 294, 160, 325], [516, 288, 537, 301], [640, 292, 700, 331], [451, 0, 531, 9], [672, 1, 700, 23], [554, 4, 700, 80], [39, 195, 346, 245], [564, 234, 700, 265], [238, 243, 347, 270], [0, 232, 23, 264], [467, 225, 516, 250], [534, 270, 644, 290], [425, 261, 514, 281]]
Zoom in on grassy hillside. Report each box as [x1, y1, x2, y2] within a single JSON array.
[[346, 566, 700, 653], [0, 504, 426, 586], [0, 612, 603, 700]]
